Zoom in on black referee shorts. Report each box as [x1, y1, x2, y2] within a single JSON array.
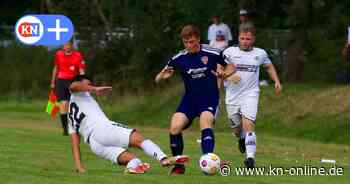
[[55, 79, 73, 101]]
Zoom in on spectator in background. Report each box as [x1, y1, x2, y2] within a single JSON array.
[[342, 25, 350, 63], [208, 15, 232, 46], [50, 41, 86, 135], [209, 30, 229, 89], [209, 30, 229, 50], [338, 25, 350, 83], [239, 9, 251, 24]]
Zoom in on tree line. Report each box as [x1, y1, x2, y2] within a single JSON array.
[[1, 0, 350, 96]]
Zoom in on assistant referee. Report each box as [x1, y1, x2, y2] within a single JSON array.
[[50, 41, 85, 135]]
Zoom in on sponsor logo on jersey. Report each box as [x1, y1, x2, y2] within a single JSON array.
[[201, 56, 209, 65], [236, 64, 258, 73], [187, 67, 207, 79], [187, 67, 207, 74]]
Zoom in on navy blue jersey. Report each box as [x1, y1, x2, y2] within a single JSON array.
[[166, 44, 227, 96]]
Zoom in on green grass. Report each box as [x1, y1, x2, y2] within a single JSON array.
[[0, 83, 350, 183], [0, 119, 349, 184], [101, 83, 350, 144]]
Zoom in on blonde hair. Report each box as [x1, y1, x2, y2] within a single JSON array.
[[180, 25, 200, 39], [239, 22, 256, 35]]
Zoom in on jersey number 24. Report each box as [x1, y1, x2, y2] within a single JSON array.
[[68, 102, 86, 131]]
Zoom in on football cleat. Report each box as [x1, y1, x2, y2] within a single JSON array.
[[244, 157, 255, 168], [169, 164, 186, 176], [161, 155, 190, 167], [125, 163, 151, 174]]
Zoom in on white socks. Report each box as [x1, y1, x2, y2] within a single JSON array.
[[140, 139, 167, 161], [126, 158, 142, 169], [245, 132, 256, 158]]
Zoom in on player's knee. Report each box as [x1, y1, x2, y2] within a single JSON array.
[[199, 111, 214, 129], [169, 126, 182, 135], [129, 130, 145, 148], [242, 116, 255, 132], [169, 113, 187, 134], [199, 121, 212, 129], [169, 121, 184, 134], [118, 151, 136, 165]]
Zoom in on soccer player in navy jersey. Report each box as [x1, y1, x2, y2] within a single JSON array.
[[155, 25, 235, 175]]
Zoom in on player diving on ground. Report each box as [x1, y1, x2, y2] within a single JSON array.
[[68, 75, 189, 174]]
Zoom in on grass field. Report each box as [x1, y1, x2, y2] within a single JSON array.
[[0, 84, 349, 183]]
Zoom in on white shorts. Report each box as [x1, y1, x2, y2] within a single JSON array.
[[89, 121, 134, 164], [226, 92, 259, 125]]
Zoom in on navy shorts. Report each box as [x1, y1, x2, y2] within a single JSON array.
[[176, 93, 219, 129]]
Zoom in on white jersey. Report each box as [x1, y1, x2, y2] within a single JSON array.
[[209, 39, 228, 50], [208, 23, 232, 41], [68, 92, 110, 143], [223, 47, 271, 105]]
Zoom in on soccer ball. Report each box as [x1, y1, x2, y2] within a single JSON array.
[[199, 153, 221, 175]]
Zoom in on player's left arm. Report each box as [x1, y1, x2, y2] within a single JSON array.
[[71, 133, 86, 173], [265, 63, 282, 95]]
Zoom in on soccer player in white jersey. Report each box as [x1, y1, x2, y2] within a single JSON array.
[[222, 22, 282, 168], [68, 75, 189, 174]]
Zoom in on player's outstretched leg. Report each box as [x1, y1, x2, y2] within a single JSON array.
[[129, 130, 189, 168]]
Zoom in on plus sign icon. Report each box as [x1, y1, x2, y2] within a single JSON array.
[[15, 15, 74, 46]]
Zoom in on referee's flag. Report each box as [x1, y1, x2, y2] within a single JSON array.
[[45, 90, 60, 118]]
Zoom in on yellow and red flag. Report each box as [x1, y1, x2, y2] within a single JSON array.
[[45, 90, 60, 118]]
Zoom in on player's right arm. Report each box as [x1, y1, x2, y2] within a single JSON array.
[[154, 66, 175, 83], [155, 55, 180, 83], [70, 81, 112, 95], [71, 132, 86, 173]]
